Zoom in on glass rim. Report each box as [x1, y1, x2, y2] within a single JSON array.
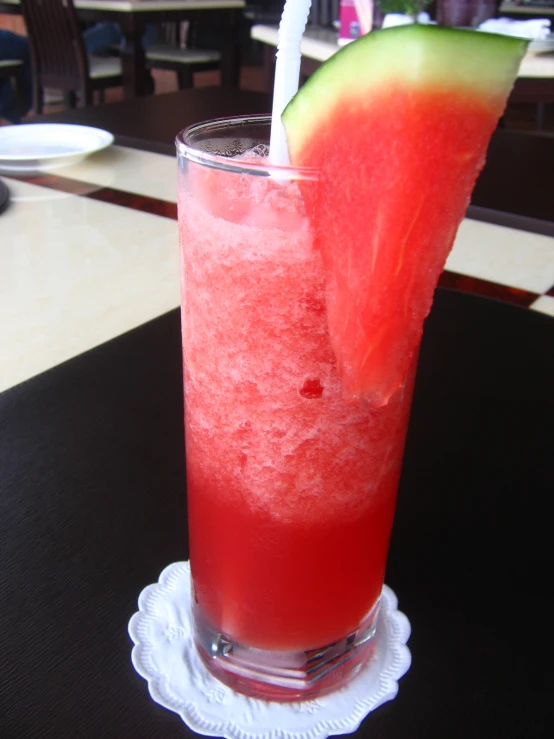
[[175, 115, 318, 181]]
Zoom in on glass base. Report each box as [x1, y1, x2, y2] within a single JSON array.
[[192, 601, 380, 701]]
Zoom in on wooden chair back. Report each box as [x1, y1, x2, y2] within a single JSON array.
[[20, 0, 90, 110]]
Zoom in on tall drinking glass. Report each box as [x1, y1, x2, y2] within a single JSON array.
[[176, 116, 417, 701]]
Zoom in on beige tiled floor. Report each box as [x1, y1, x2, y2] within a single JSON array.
[[530, 294, 554, 317], [1, 173, 180, 392], [64, 145, 178, 200], [446, 219, 554, 295]]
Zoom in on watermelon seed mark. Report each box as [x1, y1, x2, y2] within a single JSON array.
[[394, 195, 426, 277], [299, 378, 324, 399]]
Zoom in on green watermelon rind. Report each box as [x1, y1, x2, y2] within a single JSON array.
[[282, 25, 527, 161]]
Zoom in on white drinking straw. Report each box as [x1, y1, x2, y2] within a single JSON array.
[[269, 0, 313, 166]]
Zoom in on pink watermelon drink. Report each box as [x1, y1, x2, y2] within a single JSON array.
[[179, 125, 416, 651], [178, 126, 414, 698], [176, 26, 526, 700]]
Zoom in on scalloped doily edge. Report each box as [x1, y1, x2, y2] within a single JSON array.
[[129, 562, 411, 739]]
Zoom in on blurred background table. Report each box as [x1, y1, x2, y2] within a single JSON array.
[[499, 1, 554, 18]]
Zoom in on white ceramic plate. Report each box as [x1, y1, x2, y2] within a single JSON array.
[[0, 123, 114, 173]]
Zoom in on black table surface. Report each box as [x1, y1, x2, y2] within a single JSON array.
[[34, 87, 554, 227], [1, 288, 553, 738]]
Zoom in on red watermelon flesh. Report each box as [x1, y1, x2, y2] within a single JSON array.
[[282, 26, 527, 406]]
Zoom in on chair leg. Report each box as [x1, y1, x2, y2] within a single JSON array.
[[33, 82, 43, 115], [177, 67, 193, 89], [14, 71, 26, 119], [144, 70, 155, 95], [263, 46, 275, 94], [64, 91, 77, 109], [536, 103, 545, 131]]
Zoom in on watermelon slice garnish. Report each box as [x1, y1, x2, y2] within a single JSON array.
[[282, 25, 527, 407]]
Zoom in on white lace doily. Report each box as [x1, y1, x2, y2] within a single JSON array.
[[128, 562, 411, 739]]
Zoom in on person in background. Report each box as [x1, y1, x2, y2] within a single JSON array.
[[83, 21, 160, 93], [0, 30, 32, 124], [83, 22, 160, 55]]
